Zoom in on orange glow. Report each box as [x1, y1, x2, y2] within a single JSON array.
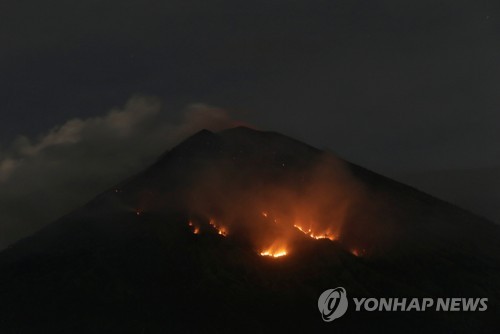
[[259, 240, 288, 258], [310, 233, 336, 241], [260, 250, 287, 258], [209, 219, 228, 237], [294, 224, 311, 234], [351, 248, 366, 257], [188, 221, 200, 234], [153, 151, 365, 262], [261, 211, 279, 223], [294, 224, 337, 241]]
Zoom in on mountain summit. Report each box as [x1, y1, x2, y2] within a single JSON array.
[[0, 127, 499, 333]]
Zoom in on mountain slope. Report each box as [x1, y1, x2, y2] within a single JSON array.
[[0, 127, 499, 333], [397, 167, 500, 224]]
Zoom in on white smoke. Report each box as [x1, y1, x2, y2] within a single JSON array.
[[0, 95, 239, 249]]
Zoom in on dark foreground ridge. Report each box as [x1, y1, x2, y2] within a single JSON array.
[[0, 127, 499, 333]]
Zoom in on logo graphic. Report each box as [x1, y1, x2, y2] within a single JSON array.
[[318, 287, 348, 322]]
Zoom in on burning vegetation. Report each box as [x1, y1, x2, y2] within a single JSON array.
[[293, 224, 337, 241], [209, 219, 228, 236], [260, 250, 288, 258], [259, 238, 289, 258], [188, 221, 200, 234], [175, 153, 368, 258], [124, 133, 370, 259]]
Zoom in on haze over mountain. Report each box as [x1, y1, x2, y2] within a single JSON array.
[[0, 127, 499, 333]]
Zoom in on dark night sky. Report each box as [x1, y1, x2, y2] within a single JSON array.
[[1, 0, 500, 247]]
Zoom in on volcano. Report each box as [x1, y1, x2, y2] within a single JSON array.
[[0, 127, 499, 333]]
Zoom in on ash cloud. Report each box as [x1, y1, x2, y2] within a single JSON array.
[[0, 96, 238, 249]]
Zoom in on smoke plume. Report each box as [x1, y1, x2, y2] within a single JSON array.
[[0, 96, 239, 249]]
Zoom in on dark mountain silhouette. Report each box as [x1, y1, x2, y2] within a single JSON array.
[[0, 127, 499, 333], [398, 167, 500, 224]]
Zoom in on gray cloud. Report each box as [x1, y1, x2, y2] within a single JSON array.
[[0, 96, 238, 249]]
